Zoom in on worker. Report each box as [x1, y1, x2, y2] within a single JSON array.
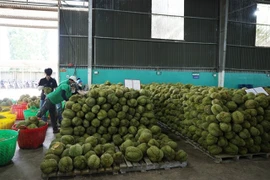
[[57, 75, 77, 122], [37, 82, 77, 133], [37, 68, 57, 122], [59, 75, 77, 86]]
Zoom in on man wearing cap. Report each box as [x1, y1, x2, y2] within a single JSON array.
[[37, 82, 77, 133], [37, 68, 57, 122], [59, 75, 77, 86]]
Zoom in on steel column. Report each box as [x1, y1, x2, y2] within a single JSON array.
[[218, 0, 229, 87], [88, 0, 92, 87]]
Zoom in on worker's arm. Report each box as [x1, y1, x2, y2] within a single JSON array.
[[61, 90, 68, 101]]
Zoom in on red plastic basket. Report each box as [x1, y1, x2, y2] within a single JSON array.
[[12, 122, 48, 149], [11, 103, 28, 120]]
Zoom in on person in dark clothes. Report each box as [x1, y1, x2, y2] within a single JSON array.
[[37, 68, 57, 122], [76, 78, 85, 90]]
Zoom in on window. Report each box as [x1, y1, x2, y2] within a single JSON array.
[[151, 0, 184, 40], [255, 4, 270, 47]]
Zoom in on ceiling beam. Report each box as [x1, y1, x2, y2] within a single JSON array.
[[0, 23, 57, 29], [0, 14, 58, 21], [0, 3, 58, 12]]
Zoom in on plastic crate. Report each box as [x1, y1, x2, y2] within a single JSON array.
[[11, 103, 28, 120], [0, 130, 18, 166], [0, 113, 17, 129], [12, 122, 48, 149], [23, 107, 39, 120]]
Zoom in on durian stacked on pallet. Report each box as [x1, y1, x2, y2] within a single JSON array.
[[40, 82, 188, 175], [144, 83, 270, 155], [143, 83, 187, 131]]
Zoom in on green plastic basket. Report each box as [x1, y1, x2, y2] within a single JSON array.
[[0, 130, 18, 166], [23, 107, 39, 120], [23, 107, 49, 120]]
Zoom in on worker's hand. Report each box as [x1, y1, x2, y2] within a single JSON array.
[[37, 86, 44, 91], [78, 90, 87, 95]]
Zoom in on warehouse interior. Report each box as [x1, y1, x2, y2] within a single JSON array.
[[0, 0, 269, 88], [1, 0, 270, 180]]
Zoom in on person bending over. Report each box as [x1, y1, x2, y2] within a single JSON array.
[[37, 83, 77, 133], [57, 75, 77, 122]]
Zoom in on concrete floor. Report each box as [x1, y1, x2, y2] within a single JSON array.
[[1, 126, 270, 180]]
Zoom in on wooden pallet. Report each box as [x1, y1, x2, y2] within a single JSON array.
[[119, 157, 187, 174], [214, 153, 270, 163], [185, 134, 270, 163], [184, 138, 219, 162], [42, 160, 187, 179], [157, 121, 270, 163]]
